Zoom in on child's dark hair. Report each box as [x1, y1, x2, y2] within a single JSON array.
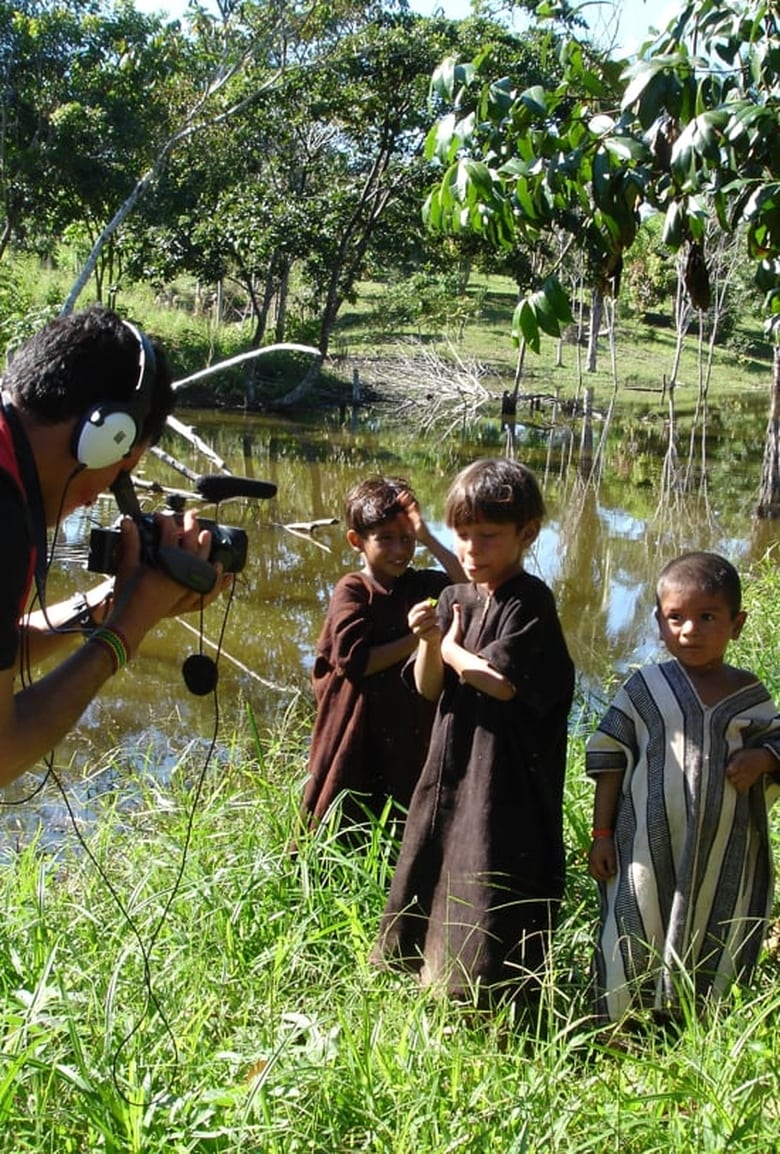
[[344, 476, 415, 536], [656, 552, 742, 616], [445, 458, 545, 529]]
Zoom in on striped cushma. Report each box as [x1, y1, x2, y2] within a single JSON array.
[[586, 660, 780, 1023]]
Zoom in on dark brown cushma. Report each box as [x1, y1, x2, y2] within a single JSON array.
[[303, 567, 451, 830], [371, 572, 574, 1007]]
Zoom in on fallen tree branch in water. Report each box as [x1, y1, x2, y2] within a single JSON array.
[[273, 519, 338, 553], [351, 342, 494, 433]]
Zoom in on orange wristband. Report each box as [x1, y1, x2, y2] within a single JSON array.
[[591, 828, 613, 839]]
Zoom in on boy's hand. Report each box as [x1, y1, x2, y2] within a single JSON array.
[[441, 602, 464, 662], [398, 489, 429, 543], [588, 836, 617, 881], [408, 598, 441, 641], [726, 747, 777, 794]]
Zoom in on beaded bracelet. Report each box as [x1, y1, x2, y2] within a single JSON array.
[[591, 828, 613, 839], [89, 626, 131, 674]]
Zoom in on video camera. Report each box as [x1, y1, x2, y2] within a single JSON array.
[[87, 471, 276, 595]]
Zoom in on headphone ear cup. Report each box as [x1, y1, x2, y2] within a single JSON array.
[[72, 320, 157, 470], [73, 406, 140, 469]]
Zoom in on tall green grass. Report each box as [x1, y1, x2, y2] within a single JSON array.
[[2, 560, 780, 1151]]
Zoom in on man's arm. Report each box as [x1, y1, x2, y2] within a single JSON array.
[[0, 643, 122, 786], [0, 512, 226, 788], [20, 578, 115, 668]]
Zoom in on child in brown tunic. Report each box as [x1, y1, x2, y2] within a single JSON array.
[[302, 476, 465, 834], [371, 458, 574, 1011]]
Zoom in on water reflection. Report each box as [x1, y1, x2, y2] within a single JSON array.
[[3, 396, 780, 833]]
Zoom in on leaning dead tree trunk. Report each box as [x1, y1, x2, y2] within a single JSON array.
[[756, 345, 780, 519], [60, 37, 288, 316]]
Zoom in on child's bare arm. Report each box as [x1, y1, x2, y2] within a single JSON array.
[[726, 747, 779, 794], [588, 770, 623, 881], [409, 599, 444, 700], [440, 603, 516, 701], [400, 491, 466, 583], [363, 633, 419, 676]]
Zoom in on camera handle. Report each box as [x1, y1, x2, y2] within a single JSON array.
[[111, 469, 144, 517], [111, 472, 218, 594], [156, 546, 218, 595]]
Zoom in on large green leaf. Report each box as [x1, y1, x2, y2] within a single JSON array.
[[430, 56, 475, 102], [518, 85, 548, 116], [622, 54, 686, 110], [512, 296, 541, 352], [451, 159, 494, 213], [662, 199, 685, 248], [424, 113, 457, 165], [541, 275, 574, 324]]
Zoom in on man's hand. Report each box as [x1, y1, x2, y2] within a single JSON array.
[[111, 512, 230, 642]]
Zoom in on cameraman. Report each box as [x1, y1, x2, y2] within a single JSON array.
[[0, 305, 226, 789]]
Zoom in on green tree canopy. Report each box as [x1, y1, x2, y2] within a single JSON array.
[[422, 0, 780, 513]]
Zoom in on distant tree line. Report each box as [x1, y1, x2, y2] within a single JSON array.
[[2, 0, 777, 514], [0, 2, 556, 360]]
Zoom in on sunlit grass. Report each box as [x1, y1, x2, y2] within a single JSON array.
[[2, 660, 780, 1151], [332, 273, 772, 415]]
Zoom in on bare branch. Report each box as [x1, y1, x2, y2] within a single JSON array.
[[172, 343, 320, 389], [353, 341, 494, 436]]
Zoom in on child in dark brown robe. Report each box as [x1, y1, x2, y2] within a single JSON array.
[[302, 476, 465, 835], [371, 458, 574, 1012]]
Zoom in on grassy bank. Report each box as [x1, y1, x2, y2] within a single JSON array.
[[2, 257, 774, 419], [2, 555, 780, 1151]]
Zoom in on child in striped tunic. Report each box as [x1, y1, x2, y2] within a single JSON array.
[[587, 552, 780, 1024]]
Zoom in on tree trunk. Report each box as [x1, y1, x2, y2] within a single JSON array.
[[275, 262, 290, 343], [756, 345, 780, 518], [0, 217, 12, 260], [578, 386, 594, 479], [511, 338, 527, 398], [586, 287, 602, 373]]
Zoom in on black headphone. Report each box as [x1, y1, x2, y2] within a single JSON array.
[[72, 321, 157, 470]]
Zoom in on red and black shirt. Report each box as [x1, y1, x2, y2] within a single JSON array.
[[0, 411, 38, 669]]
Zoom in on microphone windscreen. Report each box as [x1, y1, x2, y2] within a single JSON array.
[[182, 653, 219, 696], [195, 475, 277, 503]]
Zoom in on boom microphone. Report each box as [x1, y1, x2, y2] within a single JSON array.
[[195, 475, 277, 503]]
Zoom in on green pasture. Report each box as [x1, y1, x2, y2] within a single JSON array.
[[2, 257, 774, 421]]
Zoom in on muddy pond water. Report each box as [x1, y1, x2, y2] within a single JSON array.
[[3, 388, 780, 841]]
